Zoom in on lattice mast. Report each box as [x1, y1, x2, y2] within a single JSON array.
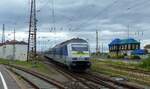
[[27, 0, 37, 61]]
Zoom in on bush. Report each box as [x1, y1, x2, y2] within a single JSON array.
[[139, 57, 150, 69], [116, 55, 124, 59], [130, 55, 141, 59], [109, 54, 124, 59]]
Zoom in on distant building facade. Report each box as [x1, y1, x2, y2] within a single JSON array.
[[144, 44, 150, 53], [0, 40, 28, 61], [109, 38, 140, 56]]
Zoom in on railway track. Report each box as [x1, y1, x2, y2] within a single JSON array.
[[44, 61, 97, 89], [44, 56, 144, 89], [8, 67, 41, 89], [5, 64, 66, 89]]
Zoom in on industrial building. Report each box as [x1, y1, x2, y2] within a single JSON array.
[[109, 38, 141, 56], [0, 40, 28, 61]]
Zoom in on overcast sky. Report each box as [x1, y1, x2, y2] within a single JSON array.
[[0, 0, 150, 52]]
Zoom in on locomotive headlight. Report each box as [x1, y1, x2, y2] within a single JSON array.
[[87, 62, 91, 66], [72, 63, 76, 66]]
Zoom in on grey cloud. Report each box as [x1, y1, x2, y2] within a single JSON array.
[[0, 0, 150, 52]]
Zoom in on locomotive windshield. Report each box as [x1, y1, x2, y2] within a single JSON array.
[[72, 44, 88, 51]]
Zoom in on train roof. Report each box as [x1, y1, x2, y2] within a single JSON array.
[[54, 38, 88, 48]]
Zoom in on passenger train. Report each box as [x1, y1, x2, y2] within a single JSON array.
[[45, 38, 91, 71]]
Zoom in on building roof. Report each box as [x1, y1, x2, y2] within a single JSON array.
[[109, 38, 140, 46], [120, 38, 140, 44], [0, 40, 28, 46], [109, 39, 121, 46]]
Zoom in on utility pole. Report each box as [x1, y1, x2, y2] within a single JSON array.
[[2, 24, 6, 58], [27, 0, 37, 61], [2, 24, 5, 44], [51, 0, 57, 45], [101, 43, 104, 53], [96, 30, 99, 53], [52, 0, 55, 30], [13, 28, 16, 60], [127, 24, 130, 39]]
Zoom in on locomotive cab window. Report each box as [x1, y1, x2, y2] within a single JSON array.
[[71, 44, 88, 51]]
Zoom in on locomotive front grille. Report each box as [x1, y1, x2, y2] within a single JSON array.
[[70, 61, 91, 70]]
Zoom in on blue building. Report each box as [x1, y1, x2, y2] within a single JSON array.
[[109, 38, 140, 56]]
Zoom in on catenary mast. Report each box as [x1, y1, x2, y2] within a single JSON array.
[[27, 0, 37, 61]]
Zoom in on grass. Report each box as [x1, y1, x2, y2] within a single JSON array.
[[93, 67, 150, 86], [139, 58, 150, 70], [0, 58, 57, 76], [91, 59, 138, 67]]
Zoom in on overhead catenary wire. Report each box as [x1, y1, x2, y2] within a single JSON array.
[[102, 0, 149, 18], [70, 0, 119, 31], [38, 0, 145, 31], [124, 0, 150, 11], [29, 2, 150, 52], [31, 0, 150, 33], [37, 0, 51, 11], [69, 0, 150, 32]]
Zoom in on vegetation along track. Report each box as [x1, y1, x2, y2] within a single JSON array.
[[86, 72, 144, 89], [44, 56, 144, 89], [98, 60, 150, 76], [108, 64, 150, 77], [97, 61, 150, 84], [6, 64, 66, 89]]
